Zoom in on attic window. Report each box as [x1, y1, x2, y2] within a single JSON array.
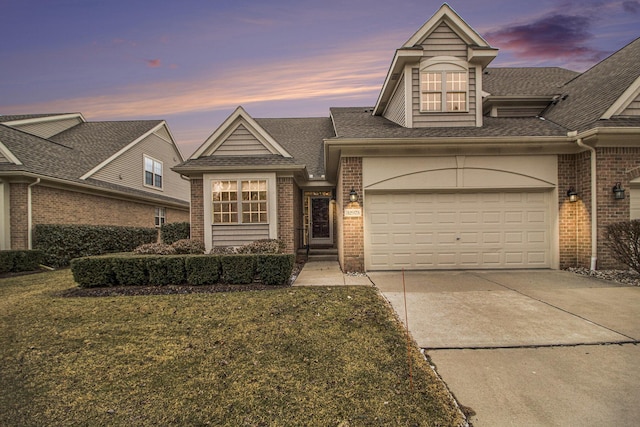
[[144, 155, 163, 189], [419, 57, 468, 113], [420, 71, 467, 112]]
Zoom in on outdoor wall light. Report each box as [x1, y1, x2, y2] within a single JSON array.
[[567, 187, 578, 203], [349, 188, 359, 202], [613, 182, 626, 199]]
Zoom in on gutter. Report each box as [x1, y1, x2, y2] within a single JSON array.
[[27, 178, 40, 249], [574, 136, 598, 270]]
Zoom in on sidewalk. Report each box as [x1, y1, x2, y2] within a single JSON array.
[[293, 261, 372, 286]]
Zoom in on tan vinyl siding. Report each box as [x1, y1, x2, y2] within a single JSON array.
[[621, 94, 640, 116], [211, 224, 269, 247], [90, 133, 189, 201], [154, 125, 172, 142], [13, 116, 82, 138], [419, 22, 467, 59], [214, 124, 272, 156], [0, 152, 7, 163], [383, 74, 406, 126], [411, 67, 477, 127]]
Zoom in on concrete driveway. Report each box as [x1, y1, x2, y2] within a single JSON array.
[[369, 270, 640, 426]]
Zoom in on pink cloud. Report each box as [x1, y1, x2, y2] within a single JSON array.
[[146, 59, 161, 68]]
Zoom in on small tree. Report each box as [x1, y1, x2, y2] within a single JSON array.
[[605, 220, 640, 273]]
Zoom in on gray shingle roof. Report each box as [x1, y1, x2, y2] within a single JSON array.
[[0, 113, 75, 123], [483, 67, 579, 96], [175, 117, 335, 178], [543, 37, 640, 131], [331, 107, 569, 139], [0, 120, 187, 206], [256, 117, 334, 177]]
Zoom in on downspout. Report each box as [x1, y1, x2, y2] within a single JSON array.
[[575, 138, 597, 270], [27, 178, 40, 249]]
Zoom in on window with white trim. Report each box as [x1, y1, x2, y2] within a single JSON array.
[[419, 57, 469, 113], [212, 179, 268, 224], [144, 156, 163, 189], [155, 207, 166, 227]]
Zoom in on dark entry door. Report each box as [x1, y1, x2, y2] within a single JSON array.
[[310, 197, 332, 245]]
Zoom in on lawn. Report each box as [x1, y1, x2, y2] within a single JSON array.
[[0, 269, 464, 426]]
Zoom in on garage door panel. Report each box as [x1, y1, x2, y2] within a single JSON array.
[[365, 191, 551, 270]]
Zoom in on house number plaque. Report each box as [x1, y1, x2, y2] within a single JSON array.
[[344, 208, 362, 217]]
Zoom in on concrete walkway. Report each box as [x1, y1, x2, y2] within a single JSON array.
[[293, 261, 372, 286], [369, 270, 640, 426]]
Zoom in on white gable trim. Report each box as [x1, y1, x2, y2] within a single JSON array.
[[80, 121, 168, 180], [0, 140, 22, 165], [403, 4, 490, 48], [2, 113, 86, 127], [190, 106, 292, 159], [601, 76, 640, 119]]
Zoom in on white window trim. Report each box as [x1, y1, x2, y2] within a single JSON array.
[[143, 155, 164, 190], [155, 207, 166, 228], [419, 57, 469, 113], [203, 172, 277, 252]]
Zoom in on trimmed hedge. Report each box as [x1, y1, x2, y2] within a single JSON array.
[[0, 250, 44, 274], [69, 254, 294, 288], [160, 222, 190, 245], [221, 255, 256, 284], [257, 254, 295, 285], [33, 224, 157, 267], [185, 255, 221, 285]]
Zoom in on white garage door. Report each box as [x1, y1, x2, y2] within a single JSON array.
[[365, 191, 551, 270]]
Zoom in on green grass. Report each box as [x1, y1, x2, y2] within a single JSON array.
[[0, 270, 464, 426]]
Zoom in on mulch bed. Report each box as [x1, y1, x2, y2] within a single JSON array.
[[59, 282, 290, 297]]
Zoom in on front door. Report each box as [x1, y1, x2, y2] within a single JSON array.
[[309, 196, 332, 245]]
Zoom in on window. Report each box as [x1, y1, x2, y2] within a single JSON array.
[[155, 207, 166, 227], [212, 179, 268, 224], [420, 70, 467, 112], [144, 156, 163, 189]]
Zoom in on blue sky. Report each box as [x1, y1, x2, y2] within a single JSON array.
[[1, 0, 638, 156]]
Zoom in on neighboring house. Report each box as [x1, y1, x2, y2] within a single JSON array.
[[174, 4, 640, 272], [0, 113, 190, 250]]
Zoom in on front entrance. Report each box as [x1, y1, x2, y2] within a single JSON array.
[[309, 196, 333, 245]]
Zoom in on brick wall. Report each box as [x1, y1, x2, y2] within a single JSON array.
[[9, 183, 188, 250], [277, 177, 296, 254], [339, 157, 364, 272], [9, 183, 29, 249], [596, 147, 640, 268], [190, 178, 204, 244]]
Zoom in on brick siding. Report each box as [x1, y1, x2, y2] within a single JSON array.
[[190, 178, 205, 244], [9, 183, 189, 250], [277, 177, 297, 254], [339, 157, 364, 272]]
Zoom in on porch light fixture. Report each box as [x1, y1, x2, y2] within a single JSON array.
[[567, 187, 578, 203], [349, 188, 358, 203], [613, 182, 626, 199]]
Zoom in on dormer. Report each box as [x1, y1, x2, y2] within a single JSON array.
[[374, 3, 497, 128]]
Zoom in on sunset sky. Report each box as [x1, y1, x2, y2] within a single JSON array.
[[1, 0, 639, 156]]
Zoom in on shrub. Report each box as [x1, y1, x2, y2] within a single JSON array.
[[161, 222, 190, 245], [112, 256, 148, 286], [185, 255, 221, 285], [133, 243, 176, 255], [147, 256, 186, 286], [70, 257, 115, 288], [33, 224, 157, 267], [237, 239, 285, 254], [171, 239, 205, 254], [605, 220, 640, 273], [221, 255, 256, 284], [257, 254, 295, 285], [210, 246, 237, 255], [0, 250, 43, 274]]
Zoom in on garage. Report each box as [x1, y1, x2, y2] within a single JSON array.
[[365, 191, 552, 270]]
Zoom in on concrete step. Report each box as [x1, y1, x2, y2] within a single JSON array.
[[308, 254, 338, 262]]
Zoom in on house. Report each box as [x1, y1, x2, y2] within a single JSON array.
[[0, 113, 190, 250], [174, 4, 640, 272]]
